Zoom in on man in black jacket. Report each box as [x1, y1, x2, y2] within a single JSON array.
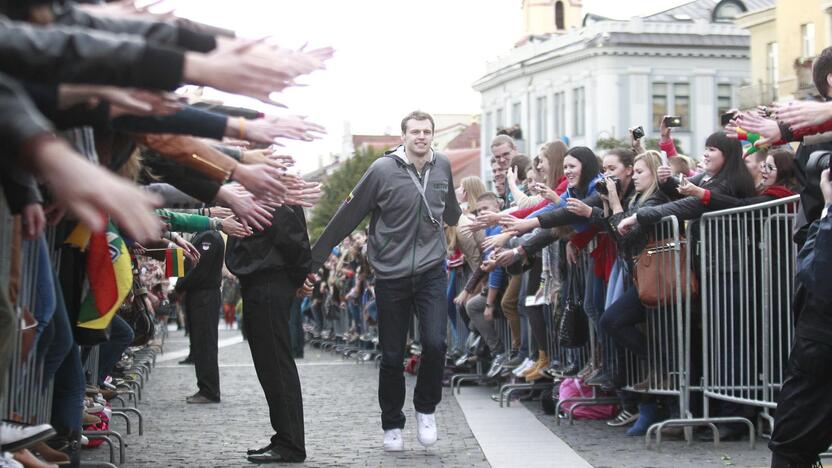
[[175, 230, 225, 404], [769, 169, 832, 468], [225, 205, 311, 464]]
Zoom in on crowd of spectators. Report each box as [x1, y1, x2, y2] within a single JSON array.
[[0, 0, 330, 466]]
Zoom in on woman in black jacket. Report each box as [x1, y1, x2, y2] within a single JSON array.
[[599, 151, 671, 436], [617, 131, 759, 441]]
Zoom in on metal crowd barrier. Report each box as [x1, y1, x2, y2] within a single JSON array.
[[699, 196, 799, 433], [644, 196, 800, 449], [1, 198, 53, 427], [553, 239, 612, 423]]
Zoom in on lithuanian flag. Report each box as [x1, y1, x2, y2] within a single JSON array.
[[165, 248, 186, 277], [69, 221, 133, 330]]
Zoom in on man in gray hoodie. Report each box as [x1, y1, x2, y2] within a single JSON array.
[[311, 110, 461, 451]]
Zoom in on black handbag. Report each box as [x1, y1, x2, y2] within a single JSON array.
[[558, 265, 589, 348]]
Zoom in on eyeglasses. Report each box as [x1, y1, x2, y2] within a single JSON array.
[[761, 162, 776, 173]]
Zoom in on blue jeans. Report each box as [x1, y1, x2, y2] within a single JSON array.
[[96, 315, 134, 385], [48, 306, 84, 432], [374, 263, 447, 430]]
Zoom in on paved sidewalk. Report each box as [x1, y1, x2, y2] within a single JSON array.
[[86, 328, 488, 467]]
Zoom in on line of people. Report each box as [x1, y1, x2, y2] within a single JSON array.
[[0, 1, 331, 466]]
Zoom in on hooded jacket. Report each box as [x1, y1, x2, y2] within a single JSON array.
[[310, 145, 461, 280]]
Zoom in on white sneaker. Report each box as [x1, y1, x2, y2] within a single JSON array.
[[512, 358, 533, 377], [0, 421, 55, 453], [415, 412, 437, 447], [383, 429, 404, 452]]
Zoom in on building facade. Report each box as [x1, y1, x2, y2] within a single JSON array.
[[475, 0, 771, 184], [736, 0, 832, 106]]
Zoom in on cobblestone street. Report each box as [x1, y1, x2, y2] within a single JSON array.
[[86, 328, 488, 467], [85, 328, 774, 467]]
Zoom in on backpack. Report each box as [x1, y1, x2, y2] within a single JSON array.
[[557, 378, 618, 420]]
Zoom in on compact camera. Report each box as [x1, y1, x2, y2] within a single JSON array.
[[595, 176, 621, 196]]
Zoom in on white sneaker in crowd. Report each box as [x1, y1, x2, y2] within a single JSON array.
[[0, 421, 55, 453], [415, 412, 437, 447], [383, 429, 404, 452], [512, 358, 533, 377]]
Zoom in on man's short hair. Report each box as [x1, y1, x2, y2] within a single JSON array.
[[813, 46, 832, 97], [476, 192, 500, 204], [490, 134, 516, 150], [400, 111, 435, 134]]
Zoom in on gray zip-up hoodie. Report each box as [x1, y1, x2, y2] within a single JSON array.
[[310, 145, 462, 280]]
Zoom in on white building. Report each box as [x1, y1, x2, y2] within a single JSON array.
[[474, 0, 774, 183]]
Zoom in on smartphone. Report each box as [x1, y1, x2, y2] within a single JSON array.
[[720, 112, 735, 127], [663, 116, 682, 128], [659, 150, 668, 167]]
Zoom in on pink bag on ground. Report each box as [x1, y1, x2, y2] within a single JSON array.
[[557, 377, 619, 420]]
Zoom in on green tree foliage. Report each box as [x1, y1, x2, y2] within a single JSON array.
[[307, 146, 383, 243], [595, 136, 628, 150], [595, 136, 685, 156], [645, 138, 684, 156]]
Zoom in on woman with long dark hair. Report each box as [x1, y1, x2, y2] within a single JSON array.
[[617, 131, 759, 442]]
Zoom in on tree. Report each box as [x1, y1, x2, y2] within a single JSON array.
[[645, 138, 684, 156], [595, 136, 685, 156], [595, 136, 628, 151], [307, 146, 383, 243]]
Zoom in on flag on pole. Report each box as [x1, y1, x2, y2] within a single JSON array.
[[74, 221, 133, 330], [165, 248, 186, 277]]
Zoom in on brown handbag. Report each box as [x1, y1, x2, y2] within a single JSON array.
[[633, 237, 699, 307]]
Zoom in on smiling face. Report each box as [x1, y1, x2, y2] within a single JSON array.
[[632, 159, 654, 194], [563, 155, 583, 188], [760, 155, 778, 188], [491, 143, 515, 173], [702, 145, 726, 177], [402, 118, 434, 158]]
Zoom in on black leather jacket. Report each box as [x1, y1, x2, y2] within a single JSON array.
[[53, 4, 217, 53], [0, 17, 184, 90]]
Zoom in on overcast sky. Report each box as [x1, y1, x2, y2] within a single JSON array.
[[172, 0, 691, 173]]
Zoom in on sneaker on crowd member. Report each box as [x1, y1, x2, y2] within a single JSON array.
[[383, 429, 404, 452], [512, 358, 533, 377], [487, 353, 508, 378], [607, 409, 639, 427], [0, 422, 55, 453], [501, 350, 524, 369], [415, 412, 437, 447], [626, 402, 660, 436]]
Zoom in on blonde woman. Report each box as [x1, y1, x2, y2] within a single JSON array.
[[599, 150, 671, 436]]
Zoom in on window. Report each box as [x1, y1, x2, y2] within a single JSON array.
[[554, 1, 565, 30], [766, 42, 779, 87], [652, 82, 668, 128], [717, 84, 732, 126], [536, 96, 548, 144], [512, 102, 522, 126], [573, 87, 585, 137], [485, 112, 493, 142], [496, 108, 504, 130], [712, 0, 746, 23], [674, 83, 690, 131], [553, 92, 565, 138], [802, 23, 815, 57]]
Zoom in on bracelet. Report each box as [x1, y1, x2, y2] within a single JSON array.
[[238, 117, 246, 140]]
